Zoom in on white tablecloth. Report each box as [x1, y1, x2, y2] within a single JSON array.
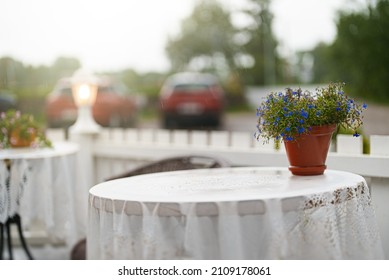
[[88, 167, 384, 259], [0, 142, 82, 246]]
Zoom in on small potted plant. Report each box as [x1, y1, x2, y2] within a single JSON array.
[[255, 82, 367, 175], [0, 110, 52, 149]]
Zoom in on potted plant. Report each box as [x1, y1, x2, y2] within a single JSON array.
[[255, 82, 367, 175], [0, 110, 52, 149]]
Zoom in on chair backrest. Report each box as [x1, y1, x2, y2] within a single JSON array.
[[106, 155, 231, 181]]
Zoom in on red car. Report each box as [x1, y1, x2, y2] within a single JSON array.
[[45, 77, 138, 128], [159, 72, 225, 129]]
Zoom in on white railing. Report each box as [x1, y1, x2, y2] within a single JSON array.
[[47, 127, 389, 258]]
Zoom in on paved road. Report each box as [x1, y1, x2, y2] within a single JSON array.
[[362, 102, 389, 136]]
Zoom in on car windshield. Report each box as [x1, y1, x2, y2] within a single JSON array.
[[174, 84, 210, 91], [97, 86, 114, 94], [52, 82, 127, 98], [59, 87, 73, 97]]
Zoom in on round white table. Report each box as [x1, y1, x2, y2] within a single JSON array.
[[0, 142, 81, 259], [88, 167, 384, 259]]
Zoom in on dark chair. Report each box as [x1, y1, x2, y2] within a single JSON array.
[[70, 238, 87, 260], [106, 155, 231, 181], [70, 154, 230, 260]]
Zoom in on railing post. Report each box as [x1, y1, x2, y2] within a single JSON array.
[[370, 135, 389, 258], [69, 130, 99, 237]]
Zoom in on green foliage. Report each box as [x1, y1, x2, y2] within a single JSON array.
[[255, 82, 367, 142], [165, 0, 290, 90], [307, 43, 334, 83], [166, 0, 236, 73], [52, 57, 81, 78], [120, 69, 166, 98], [237, 0, 284, 85], [0, 56, 81, 98], [310, 0, 389, 103]]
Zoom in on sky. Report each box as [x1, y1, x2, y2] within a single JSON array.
[[0, 0, 365, 73]]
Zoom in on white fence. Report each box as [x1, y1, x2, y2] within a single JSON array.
[[48, 128, 389, 258]]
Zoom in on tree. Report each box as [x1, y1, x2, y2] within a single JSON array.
[[51, 56, 81, 81], [313, 0, 389, 101], [166, 0, 288, 87], [238, 0, 273, 85], [121, 68, 165, 97], [165, 0, 249, 105], [307, 43, 334, 84], [0, 57, 25, 89], [237, 0, 290, 85], [166, 0, 237, 75], [0, 56, 82, 98]]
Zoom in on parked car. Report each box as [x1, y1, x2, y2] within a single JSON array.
[[0, 92, 17, 112], [159, 72, 225, 129], [45, 76, 138, 128]]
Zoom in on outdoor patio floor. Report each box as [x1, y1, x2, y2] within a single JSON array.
[[3, 244, 70, 260]]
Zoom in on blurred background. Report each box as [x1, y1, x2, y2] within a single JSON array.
[[0, 0, 388, 134]]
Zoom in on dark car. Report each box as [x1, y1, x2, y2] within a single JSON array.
[[159, 72, 225, 129], [45, 76, 138, 128], [0, 92, 17, 113]]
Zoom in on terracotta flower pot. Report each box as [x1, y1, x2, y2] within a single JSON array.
[[10, 128, 36, 148], [283, 124, 337, 176]]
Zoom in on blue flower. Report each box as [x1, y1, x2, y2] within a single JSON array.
[[254, 82, 365, 144], [300, 109, 308, 118], [353, 132, 360, 137]]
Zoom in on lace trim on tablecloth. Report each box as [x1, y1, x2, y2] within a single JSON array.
[[0, 159, 30, 223], [293, 181, 383, 259], [303, 182, 370, 209], [0, 161, 10, 223], [88, 180, 384, 259]]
